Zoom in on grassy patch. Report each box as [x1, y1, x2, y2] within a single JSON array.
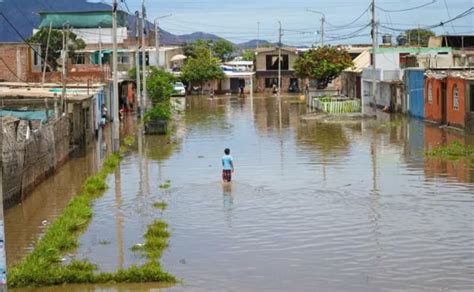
[[159, 180, 171, 189], [425, 141, 474, 160], [98, 240, 111, 245], [153, 201, 167, 211], [132, 220, 171, 262], [7, 138, 176, 288], [124, 135, 135, 146]]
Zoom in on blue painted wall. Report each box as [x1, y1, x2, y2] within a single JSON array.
[[405, 69, 425, 119]]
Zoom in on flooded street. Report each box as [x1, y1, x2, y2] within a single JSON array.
[[7, 95, 474, 291]]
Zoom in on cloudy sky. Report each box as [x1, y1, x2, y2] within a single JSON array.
[[97, 0, 472, 45]]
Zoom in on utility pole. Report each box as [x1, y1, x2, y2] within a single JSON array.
[[135, 11, 142, 117], [278, 21, 282, 99], [320, 16, 325, 46], [99, 26, 103, 73], [154, 14, 172, 68], [155, 19, 160, 67], [41, 22, 52, 88], [112, 0, 120, 152], [371, 0, 377, 111], [141, 0, 148, 112], [61, 22, 70, 114], [257, 21, 260, 49], [307, 9, 325, 47]]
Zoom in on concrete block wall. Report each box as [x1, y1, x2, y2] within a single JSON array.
[[1, 116, 70, 207]]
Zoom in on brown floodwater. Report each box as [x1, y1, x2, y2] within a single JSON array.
[[6, 95, 474, 291]]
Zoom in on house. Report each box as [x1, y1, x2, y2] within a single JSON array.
[[36, 10, 131, 47], [254, 47, 299, 93], [424, 70, 474, 133], [0, 43, 42, 82], [361, 47, 453, 111], [340, 49, 370, 99], [428, 35, 474, 68]]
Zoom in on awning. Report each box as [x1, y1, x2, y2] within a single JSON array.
[[170, 54, 187, 62]]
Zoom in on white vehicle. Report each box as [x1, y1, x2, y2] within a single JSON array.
[[172, 82, 186, 96]]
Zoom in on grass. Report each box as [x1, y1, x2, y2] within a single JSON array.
[[7, 137, 176, 288], [131, 220, 171, 262], [98, 240, 111, 245], [425, 140, 474, 160], [124, 135, 135, 146], [153, 201, 167, 211], [159, 180, 171, 189]]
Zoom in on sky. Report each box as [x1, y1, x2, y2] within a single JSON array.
[[95, 0, 472, 45]]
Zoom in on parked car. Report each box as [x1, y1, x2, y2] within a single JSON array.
[[172, 82, 186, 96]]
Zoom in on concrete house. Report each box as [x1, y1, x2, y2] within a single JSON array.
[[424, 71, 474, 133], [254, 47, 299, 93], [361, 47, 453, 111]]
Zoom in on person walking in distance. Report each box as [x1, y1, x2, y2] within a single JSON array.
[[222, 148, 234, 183]]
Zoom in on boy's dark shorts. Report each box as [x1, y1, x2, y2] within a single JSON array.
[[222, 170, 232, 182]]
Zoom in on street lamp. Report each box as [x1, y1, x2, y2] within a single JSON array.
[[154, 14, 172, 67], [306, 9, 325, 46]]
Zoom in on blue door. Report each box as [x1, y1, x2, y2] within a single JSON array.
[[406, 69, 425, 119]]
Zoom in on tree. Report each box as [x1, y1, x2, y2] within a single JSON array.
[[241, 49, 256, 61], [294, 46, 353, 89], [399, 28, 435, 47], [181, 47, 225, 92], [211, 39, 234, 61], [183, 39, 212, 58], [146, 67, 176, 105], [27, 28, 86, 71]]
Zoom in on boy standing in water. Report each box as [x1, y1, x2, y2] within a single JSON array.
[[222, 148, 234, 182]]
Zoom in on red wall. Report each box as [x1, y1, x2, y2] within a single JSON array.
[[446, 77, 466, 128], [424, 77, 443, 123]]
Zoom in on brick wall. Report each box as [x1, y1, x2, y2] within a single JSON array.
[[0, 45, 29, 82], [1, 116, 70, 207]]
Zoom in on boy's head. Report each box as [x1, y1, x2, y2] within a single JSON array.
[[224, 148, 230, 155]]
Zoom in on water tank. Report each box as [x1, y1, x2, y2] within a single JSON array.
[[382, 34, 392, 45]]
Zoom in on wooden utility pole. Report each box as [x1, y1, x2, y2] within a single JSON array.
[[41, 22, 52, 88], [112, 0, 120, 152]]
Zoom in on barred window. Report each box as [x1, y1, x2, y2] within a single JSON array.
[[453, 84, 459, 111]]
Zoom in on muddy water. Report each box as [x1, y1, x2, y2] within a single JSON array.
[[7, 95, 474, 291]]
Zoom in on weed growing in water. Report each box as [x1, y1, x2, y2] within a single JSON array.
[[159, 180, 171, 189], [153, 201, 167, 211], [124, 135, 135, 146], [425, 141, 474, 160], [98, 240, 111, 245]]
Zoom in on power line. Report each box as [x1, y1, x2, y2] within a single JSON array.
[[442, 0, 456, 33], [376, 0, 437, 12]]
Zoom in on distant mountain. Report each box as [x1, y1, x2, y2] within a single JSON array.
[[0, 0, 224, 45], [237, 39, 277, 49], [175, 32, 223, 43]]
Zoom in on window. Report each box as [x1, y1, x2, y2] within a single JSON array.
[[265, 78, 279, 88], [266, 55, 289, 70], [428, 82, 433, 104], [33, 52, 40, 66], [453, 84, 459, 111], [73, 53, 85, 64], [470, 85, 474, 112], [118, 53, 130, 64]]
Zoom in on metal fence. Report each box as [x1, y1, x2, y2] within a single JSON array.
[[313, 98, 362, 114]]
